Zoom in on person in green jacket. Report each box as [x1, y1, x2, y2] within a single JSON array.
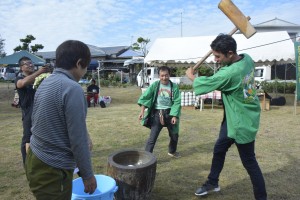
[[138, 66, 181, 158], [186, 34, 267, 200]]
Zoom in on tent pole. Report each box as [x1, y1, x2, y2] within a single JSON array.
[[211, 63, 217, 112], [97, 60, 101, 89], [284, 63, 287, 95], [274, 61, 278, 97], [294, 84, 297, 115], [121, 71, 123, 84]]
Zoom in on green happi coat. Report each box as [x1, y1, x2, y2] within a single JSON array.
[[137, 80, 181, 133], [193, 54, 260, 144]]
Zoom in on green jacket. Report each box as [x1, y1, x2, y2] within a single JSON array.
[[138, 80, 181, 133], [193, 54, 260, 144]]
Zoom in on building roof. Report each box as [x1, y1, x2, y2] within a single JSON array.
[[99, 59, 128, 63], [100, 46, 129, 57], [0, 50, 45, 65], [118, 49, 143, 58], [251, 18, 300, 41], [35, 45, 130, 60], [34, 51, 56, 60], [255, 17, 300, 27], [87, 44, 106, 57], [35, 44, 107, 59]]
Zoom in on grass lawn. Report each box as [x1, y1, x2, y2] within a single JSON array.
[[0, 82, 300, 200]]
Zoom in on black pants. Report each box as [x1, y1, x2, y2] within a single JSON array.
[[145, 109, 178, 153], [21, 109, 33, 165], [207, 120, 267, 200]]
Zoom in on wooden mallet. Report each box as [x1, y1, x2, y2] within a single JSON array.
[[193, 0, 257, 70]]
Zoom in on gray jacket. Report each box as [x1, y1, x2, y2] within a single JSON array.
[[30, 68, 93, 180]]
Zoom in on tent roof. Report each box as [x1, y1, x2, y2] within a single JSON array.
[[144, 31, 295, 66], [123, 57, 144, 66], [0, 50, 45, 65], [88, 59, 99, 70]]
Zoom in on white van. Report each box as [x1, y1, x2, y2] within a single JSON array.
[[0, 67, 16, 81], [254, 65, 271, 82], [136, 67, 158, 87]]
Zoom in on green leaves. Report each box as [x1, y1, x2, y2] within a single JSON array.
[[13, 35, 44, 53], [131, 37, 150, 57]]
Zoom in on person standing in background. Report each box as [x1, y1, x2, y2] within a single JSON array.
[[15, 57, 49, 165], [138, 66, 181, 158]]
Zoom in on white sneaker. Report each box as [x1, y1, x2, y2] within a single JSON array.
[[168, 152, 181, 158]]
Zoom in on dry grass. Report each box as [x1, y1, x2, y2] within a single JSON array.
[[0, 82, 300, 200]]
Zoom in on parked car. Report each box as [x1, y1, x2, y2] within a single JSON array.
[[0, 67, 16, 82], [78, 79, 91, 84]]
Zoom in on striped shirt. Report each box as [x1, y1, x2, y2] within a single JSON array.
[[30, 68, 93, 180]]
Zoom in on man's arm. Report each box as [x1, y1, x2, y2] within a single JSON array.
[[170, 85, 181, 118], [137, 81, 157, 108], [65, 86, 94, 179], [185, 67, 196, 81], [138, 105, 146, 120], [16, 67, 49, 89]]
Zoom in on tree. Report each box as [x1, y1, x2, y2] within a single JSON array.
[[131, 37, 150, 88], [198, 65, 214, 76], [132, 37, 150, 57], [14, 35, 44, 53], [0, 36, 6, 57]]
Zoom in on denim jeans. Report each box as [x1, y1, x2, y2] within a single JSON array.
[[145, 109, 178, 153], [207, 120, 267, 200]]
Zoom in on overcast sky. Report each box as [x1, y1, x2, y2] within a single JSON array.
[[0, 0, 299, 55]]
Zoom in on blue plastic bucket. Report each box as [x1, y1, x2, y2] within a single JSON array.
[[72, 174, 118, 200]]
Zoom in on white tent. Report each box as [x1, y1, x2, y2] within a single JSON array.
[[144, 31, 295, 66]]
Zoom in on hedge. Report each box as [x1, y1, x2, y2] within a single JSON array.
[[179, 81, 296, 94], [259, 81, 296, 94]]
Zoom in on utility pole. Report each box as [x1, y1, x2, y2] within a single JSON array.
[[130, 36, 134, 46], [181, 12, 183, 37]]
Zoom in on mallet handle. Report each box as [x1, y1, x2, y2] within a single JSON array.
[[193, 16, 251, 70]]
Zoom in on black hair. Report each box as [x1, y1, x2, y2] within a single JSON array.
[[18, 56, 31, 66], [55, 40, 91, 70], [210, 34, 237, 55], [158, 66, 170, 75]]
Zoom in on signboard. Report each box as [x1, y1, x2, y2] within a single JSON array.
[[295, 42, 300, 101]]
